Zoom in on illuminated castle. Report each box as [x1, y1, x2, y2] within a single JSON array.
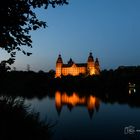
[[55, 52, 100, 78]]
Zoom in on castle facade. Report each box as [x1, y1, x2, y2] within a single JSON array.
[[55, 52, 100, 78]]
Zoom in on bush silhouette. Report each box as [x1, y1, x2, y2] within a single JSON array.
[[0, 96, 54, 140]]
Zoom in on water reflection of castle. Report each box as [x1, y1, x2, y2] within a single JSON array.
[[55, 91, 100, 119]]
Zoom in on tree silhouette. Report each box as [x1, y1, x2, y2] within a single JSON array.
[[0, 0, 68, 65], [0, 60, 11, 73], [0, 95, 54, 140]]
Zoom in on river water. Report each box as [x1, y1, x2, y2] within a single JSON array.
[[25, 90, 140, 140]]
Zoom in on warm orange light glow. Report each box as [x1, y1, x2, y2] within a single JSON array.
[[61, 92, 86, 106], [55, 91, 100, 112], [55, 91, 62, 108], [55, 53, 100, 78], [90, 68, 96, 75], [87, 95, 96, 110], [61, 67, 87, 76]]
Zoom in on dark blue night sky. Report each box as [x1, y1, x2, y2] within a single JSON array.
[[1, 0, 140, 71]]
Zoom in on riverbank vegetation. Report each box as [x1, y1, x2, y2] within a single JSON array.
[[0, 66, 140, 108], [0, 66, 140, 95], [0, 95, 53, 140]]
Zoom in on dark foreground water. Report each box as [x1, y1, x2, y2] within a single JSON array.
[[25, 90, 140, 140]]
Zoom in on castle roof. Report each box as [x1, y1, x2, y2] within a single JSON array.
[[88, 52, 94, 62], [62, 64, 72, 67], [76, 63, 87, 67], [56, 54, 63, 63], [62, 63, 87, 68]]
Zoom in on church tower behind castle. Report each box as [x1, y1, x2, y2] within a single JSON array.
[[55, 52, 100, 78]]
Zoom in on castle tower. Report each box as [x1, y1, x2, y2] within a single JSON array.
[[55, 54, 63, 78], [95, 58, 100, 75], [68, 58, 74, 65], [87, 52, 95, 75]]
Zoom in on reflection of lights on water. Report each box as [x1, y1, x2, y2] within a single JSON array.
[[55, 91, 100, 119], [128, 82, 136, 88], [128, 82, 136, 95], [55, 91, 100, 111], [129, 89, 136, 95]]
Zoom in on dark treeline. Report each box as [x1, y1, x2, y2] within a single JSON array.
[[0, 70, 54, 98], [0, 66, 140, 108], [0, 66, 140, 98], [54, 66, 140, 94]]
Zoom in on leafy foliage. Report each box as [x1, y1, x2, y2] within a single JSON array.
[[0, 0, 68, 65], [0, 60, 11, 72]]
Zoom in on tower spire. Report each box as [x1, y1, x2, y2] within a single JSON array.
[[56, 54, 63, 63], [95, 58, 99, 66], [88, 51, 94, 62]]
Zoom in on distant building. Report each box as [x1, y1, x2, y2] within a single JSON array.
[[55, 52, 100, 78]]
